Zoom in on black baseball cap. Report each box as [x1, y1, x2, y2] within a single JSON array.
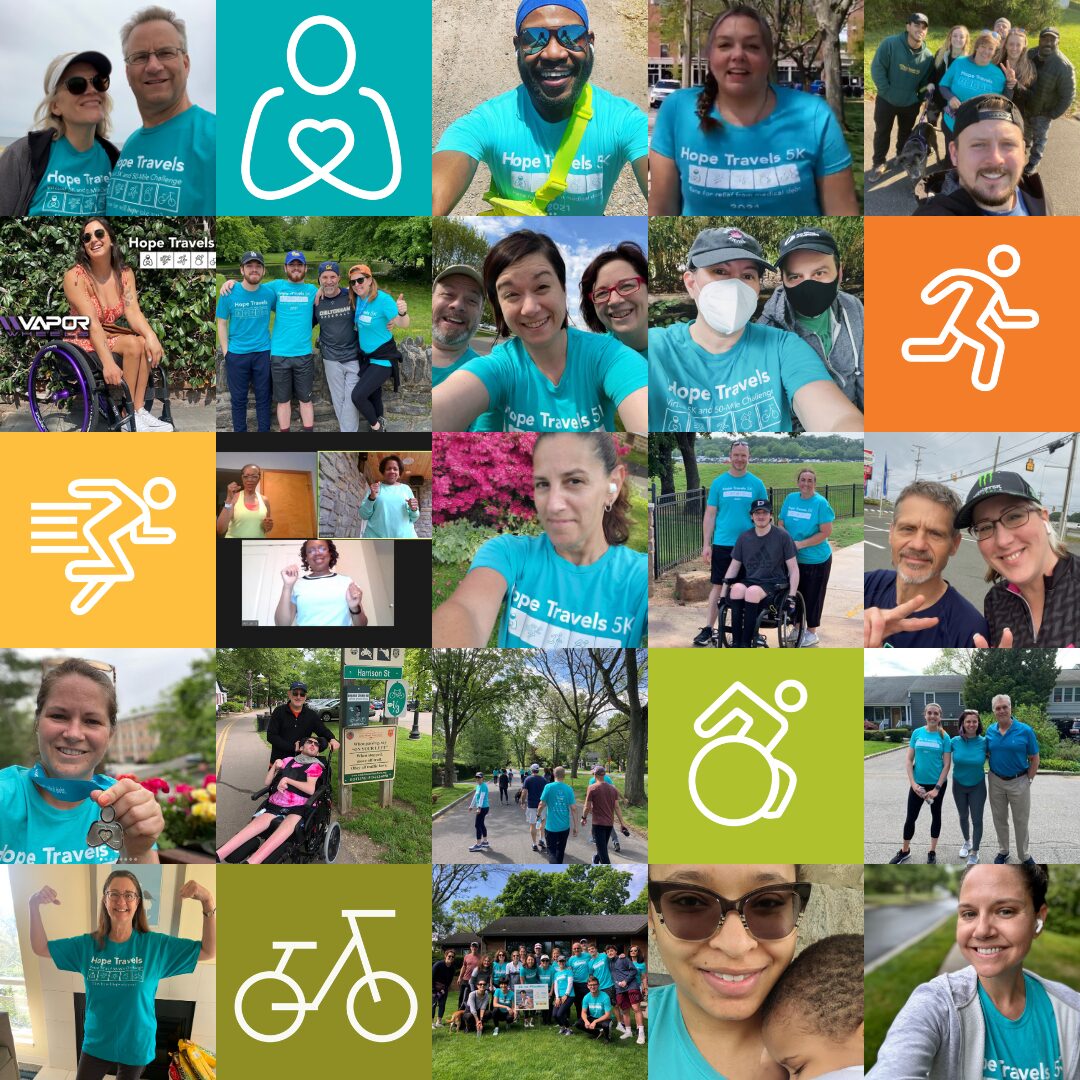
[[289, 681, 308, 692], [688, 227, 774, 273], [750, 498, 773, 514], [955, 471, 1040, 529], [908, 13, 929, 26], [1039, 27, 1060, 40], [241, 250, 265, 266], [950, 95, 1024, 145], [778, 227, 839, 269]]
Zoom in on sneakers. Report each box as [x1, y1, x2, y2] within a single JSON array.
[[433, 1019, 441, 1028], [959, 841, 971, 859], [493, 1027, 499, 1036], [613, 841, 621, 852], [889, 849, 911, 864], [479, 840, 490, 848], [468, 843, 484, 852], [692, 626, 714, 647], [133, 408, 169, 432], [637, 1030, 646, 1045], [799, 629, 820, 647], [967, 851, 979, 866], [619, 1027, 633, 1039], [538, 839, 547, 851], [927, 851, 937, 864], [1021, 856, 1037, 866], [531, 843, 539, 852], [869, 163, 888, 180], [994, 852, 1010, 864]]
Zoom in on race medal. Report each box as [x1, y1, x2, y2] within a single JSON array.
[[86, 804, 124, 851]]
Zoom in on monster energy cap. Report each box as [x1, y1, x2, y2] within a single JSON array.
[[955, 470, 1040, 528]]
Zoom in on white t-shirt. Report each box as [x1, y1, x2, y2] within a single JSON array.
[[290, 573, 356, 626]]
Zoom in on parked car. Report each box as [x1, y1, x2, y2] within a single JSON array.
[[308, 698, 340, 722], [649, 79, 680, 108], [809, 80, 826, 95], [1069, 720, 1080, 742], [370, 698, 384, 711]]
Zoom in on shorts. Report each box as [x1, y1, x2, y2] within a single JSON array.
[[710, 545, 736, 585], [616, 989, 642, 1008], [744, 578, 788, 596], [525, 807, 541, 825], [271, 354, 314, 403]]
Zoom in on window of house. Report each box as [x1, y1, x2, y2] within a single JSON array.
[[1054, 687, 1064, 703], [0, 868, 33, 1042]]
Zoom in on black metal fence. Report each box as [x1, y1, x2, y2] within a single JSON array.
[[651, 482, 864, 579]]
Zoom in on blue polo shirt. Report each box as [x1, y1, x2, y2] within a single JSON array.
[[987, 719, 1039, 778]]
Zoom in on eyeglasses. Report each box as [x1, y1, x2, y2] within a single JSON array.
[[106, 890, 139, 902], [589, 276, 646, 305], [82, 228, 106, 245], [648, 880, 812, 941], [970, 505, 1037, 541], [62, 74, 109, 95], [124, 47, 184, 66], [350, 275, 370, 285], [518, 24, 590, 55]]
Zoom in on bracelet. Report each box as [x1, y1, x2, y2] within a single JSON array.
[[349, 606, 362, 615], [224, 503, 234, 509], [202, 906, 217, 918]]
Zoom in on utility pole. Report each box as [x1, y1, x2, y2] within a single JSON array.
[[992, 435, 1001, 470], [912, 445, 926, 481], [1057, 434, 1079, 541]]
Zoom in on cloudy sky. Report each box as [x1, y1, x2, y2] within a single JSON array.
[[469, 217, 648, 331], [865, 649, 1080, 678], [14, 648, 207, 714], [0, 1, 215, 146], [864, 432, 1079, 513]]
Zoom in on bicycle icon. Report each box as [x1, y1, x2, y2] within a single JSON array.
[[234, 909, 418, 1043]]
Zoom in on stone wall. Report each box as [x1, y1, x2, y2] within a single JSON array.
[[319, 452, 364, 537]]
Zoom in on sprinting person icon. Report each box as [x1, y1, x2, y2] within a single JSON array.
[[900, 243, 1039, 392]]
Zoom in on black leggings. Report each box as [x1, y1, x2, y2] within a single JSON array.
[[76, 1054, 145, 1080], [475, 806, 489, 841], [350, 363, 391, 425], [903, 781, 948, 841], [798, 557, 832, 628], [433, 987, 449, 1019]]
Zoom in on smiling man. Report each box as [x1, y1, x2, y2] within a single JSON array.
[[432, 0, 647, 215], [864, 480, 988, 647], [106, 5, 215, 214]]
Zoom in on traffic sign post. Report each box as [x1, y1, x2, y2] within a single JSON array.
[[385, 679, 408, 719], [343, 647, 404, 680], [340, 649, 402, 811]]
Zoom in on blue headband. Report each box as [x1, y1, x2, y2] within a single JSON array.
[[516, 0, 589, 31]]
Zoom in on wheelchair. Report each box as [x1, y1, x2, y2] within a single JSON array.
[[27, 339, 175, 432], [714, 584, 807, 648], [222, 750, 342, 864]]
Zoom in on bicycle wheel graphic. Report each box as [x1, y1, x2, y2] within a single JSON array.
[[346, 970, 418, 1042], [235, 971, 306, 1043]]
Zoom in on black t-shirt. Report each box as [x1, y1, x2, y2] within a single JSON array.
[[523, 774, 547, 808], [432, 960, 456, 991], [731, 526, 797, 585], [313, 289, 360, 363], [266, 703, 335, 762]]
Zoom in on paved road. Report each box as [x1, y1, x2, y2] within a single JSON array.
[[864, 745, 1080, 864], [0, 397, 215, 432], [865, 898, 956, 965], [863, 100, 1080, 216], [432, 782, 647, 865]]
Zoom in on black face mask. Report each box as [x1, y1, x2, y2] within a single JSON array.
[[786, 277, 839, 318]]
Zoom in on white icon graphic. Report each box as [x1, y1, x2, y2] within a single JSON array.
[[235, 910, 418, 1044], [900, 244, 1039, 392], [30, 477, 176, 615], [688, 679, 804, 827], [241, 15, 402, 202]]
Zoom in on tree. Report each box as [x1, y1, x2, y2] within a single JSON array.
[[459, 714, 509, 770], [589, 649, 648, 805], [963, 651, 1060, 714], [432, 864, 507, 911], [498, 866, 633, 916], [431, 217, 490, 276], [216, 648, 309, 709], [676, 433, 701, 492], [505, 714, 537, 771], [0, 650, 46, 767], [810, 0, 859, 126], [649, 433, 678, 496], [924, 649, 977, 677], [403, 649, 433, 707], [153, 653, 215, 763], [623, 886, 649, 915], [448, 896, 505, 934]]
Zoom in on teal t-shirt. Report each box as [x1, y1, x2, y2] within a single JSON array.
[[354, 290, 400, 360], [590, 953, 613, 990], [939, 58, 1007, 131], [435, 83, 647, 216], [266, 278, 318, 357], [537, 964, 554, 988], [493, 960, 508, 982], [464, 327, 646, 432], [651, 85, 851, 215], [28, 136, 111, 216], [648, 982, 729, 1080], [779, 491, 835, 564], [215, 282, 276, 353], [0, 765, 119, 865], [520, 965, 540, 984], [910, 726, 950, 787], [978, 975, 1062, 1080], [569, 954, 592, 984], [539, 780, 576, 832], [471, 782, 490, 809], [49, 931, 200, 1066], [951, 734, 988, 787], [633, 959, 647, 980], [470, 532, 647, 648], [358, 482, 419, 539], [494, 986, 514, 1007], [106, 104, 215, 214], [606, 328, 648, 358], [581, 990, 611, 1019], [432, 347, 503, 431], [553, 968, 574, 997], [706, 471, 768, 546], [649, 320, 831, 432]]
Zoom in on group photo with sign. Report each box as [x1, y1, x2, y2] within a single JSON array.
[[215, 647, 432, 865]]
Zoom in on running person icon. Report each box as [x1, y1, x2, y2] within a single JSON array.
[[900, 244, 1039, 392]]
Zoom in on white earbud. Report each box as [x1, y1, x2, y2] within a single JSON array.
[[608, 483, 618, 495], [1036, 919, 1044, 933]]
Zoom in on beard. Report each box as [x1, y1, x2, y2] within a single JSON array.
[[432, 318, 476, 348], [518, 45, 594, 121], [961, 167, 1022, 208]]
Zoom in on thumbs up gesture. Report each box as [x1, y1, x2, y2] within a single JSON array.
[[396, 293, 407, 316]]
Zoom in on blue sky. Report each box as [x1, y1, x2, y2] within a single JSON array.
[[449, 863, 649, 903], [468, 217, 648, 329]]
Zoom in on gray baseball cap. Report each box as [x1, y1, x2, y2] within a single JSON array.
[[433, 264, 483, 291], [688, 227, 774, 273]]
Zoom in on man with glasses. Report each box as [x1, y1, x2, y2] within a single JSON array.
[[107, 5, 215, 214], [432, 0, 648, 215], [864, 480, 988, 647], [312, 261, 361, 432], [986, 694, 1040, 867], [216, 251, 276, 432], [265, 681, 340, 765]]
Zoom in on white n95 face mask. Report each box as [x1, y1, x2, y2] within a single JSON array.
[[696, 278, 758, 335]]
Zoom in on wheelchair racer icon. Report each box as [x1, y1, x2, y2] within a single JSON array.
[[688, 679, 805, 828]]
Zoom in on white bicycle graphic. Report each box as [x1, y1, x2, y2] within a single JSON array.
[[234, 909, 418, 1043]]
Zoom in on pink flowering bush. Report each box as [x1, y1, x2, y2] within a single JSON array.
[[432, 433, 539, 527], [143, 773, 216, 849]]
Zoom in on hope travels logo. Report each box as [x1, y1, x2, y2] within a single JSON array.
[[688, 679, 804, 827]]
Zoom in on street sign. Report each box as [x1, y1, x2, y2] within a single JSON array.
[[385, 680, 407, 718], [343, 647, 404, 680], [342, 724, 398, 784]]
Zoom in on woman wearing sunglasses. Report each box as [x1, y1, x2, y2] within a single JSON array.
[[29, 870, 215, 1080], [578, 242, 649, 358], [648, 865, 813, 1079], [431, 230, 648, 433], [0, 51, 119, 217], [954, 471, 1080, 648], [346, 264, 409, 433]]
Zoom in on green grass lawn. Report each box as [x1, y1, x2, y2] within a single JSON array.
[[432, 782, 474, 814], [432, 1015, 646, 1080], [864, 740, 900, 756], [828, 514, 863, 550], [674, 460, 863, 490], [565, 773, 649, 834]]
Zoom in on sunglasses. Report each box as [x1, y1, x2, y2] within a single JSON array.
[[518, 24, 590, 55], [350, 274, 370, 285], [589, 276, 645, 305], [62, 74, 109, 95], [290, 690, 307, 696], [82, 228, 106, 244], [648, 880, 812, 942]]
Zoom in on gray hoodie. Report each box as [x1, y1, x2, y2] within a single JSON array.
[[758, 285, 864, 411], [868, 966, 1080, 1080]]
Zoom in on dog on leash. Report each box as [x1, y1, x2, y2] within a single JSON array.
[[447, 1009, 467, 1032], [898, 121, 940, 181]]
